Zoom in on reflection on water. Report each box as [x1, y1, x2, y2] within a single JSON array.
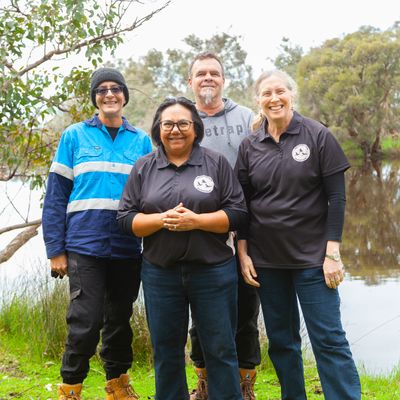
[[342, 159, 400, 283], [337, 159, 400, 374], [1, 162, 400, 373]]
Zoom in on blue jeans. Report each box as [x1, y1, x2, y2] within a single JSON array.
[[257, 267, 361, 400], [141, 257, 242, 400]]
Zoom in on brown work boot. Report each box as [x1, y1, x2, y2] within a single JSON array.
[[189, 367, 208, 400], [57, 383, 82, 400], [239, 368, 256, 400], [105, 373, 139, 399]]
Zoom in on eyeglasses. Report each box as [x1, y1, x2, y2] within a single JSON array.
[[160, 120, 193, 133], [95, 86, 124, 96]]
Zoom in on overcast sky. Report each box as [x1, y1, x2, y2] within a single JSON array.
[[112, 0, 398, 75]]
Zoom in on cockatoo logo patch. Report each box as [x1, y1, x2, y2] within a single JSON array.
[[194, 175, 214, 193], [292, 144, 310, 162]]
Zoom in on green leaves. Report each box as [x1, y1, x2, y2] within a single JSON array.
[[0, 0, 169, 182], [122, 33, 255, 131], [296, 24, 400, 159]]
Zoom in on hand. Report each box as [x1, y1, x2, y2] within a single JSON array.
[[239, 253, 260, 287], [323, 258, 345, 289], [162, 203, 198, 232], [50, 253, 68, 277]]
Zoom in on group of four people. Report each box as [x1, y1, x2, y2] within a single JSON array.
[[42, 52, 361, 400]]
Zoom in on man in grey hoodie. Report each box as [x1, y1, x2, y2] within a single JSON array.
[[188, 52, 261, 400]]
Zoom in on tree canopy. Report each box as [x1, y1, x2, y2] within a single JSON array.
[[1, 7, 400, 263], [0, 0, 169, 263], [0, 0, 169, 185], [122, 32, 255, 131], [296, 23, 400, 160]]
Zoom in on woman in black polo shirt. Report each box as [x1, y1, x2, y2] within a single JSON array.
[[235, 70, 361, 400], [118, 97, 247, 400]]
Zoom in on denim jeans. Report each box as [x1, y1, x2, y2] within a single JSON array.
[[141, 257, 242, 400], [61, 252, 141, 383], [257, 267, 361, 400], [190, 252, 261, 369]]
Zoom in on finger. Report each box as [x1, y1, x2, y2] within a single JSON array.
[[325, 276, 335, 289], [165, 223, 178, 231], [244, 274, 260, 287], [163, 217, 179, 225], [249, 264, 258, 279]]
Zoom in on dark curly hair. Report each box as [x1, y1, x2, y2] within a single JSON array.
[[150, 96, 204, 146]]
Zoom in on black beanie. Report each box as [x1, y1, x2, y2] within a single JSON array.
[[90, 67, 129, 108]]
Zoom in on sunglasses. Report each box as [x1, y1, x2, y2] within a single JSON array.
[[95, 86, 124, 96]]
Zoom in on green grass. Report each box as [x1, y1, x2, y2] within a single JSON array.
[[341, 136, 400, 160], [381, 136, 400, 156], [1, 334, 400, 399], [1, 269, 400, 399]]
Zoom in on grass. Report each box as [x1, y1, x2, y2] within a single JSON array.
[[340, 136, 400, 160], [1, 267, 400, 399], [1, 336, 400, 399], [381, 136, 400, 157]]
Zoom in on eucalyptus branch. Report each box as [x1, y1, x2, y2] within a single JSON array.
[[0, 219, 42, 235], [7, 0, 29, 18], [0, 223, 41, 264]]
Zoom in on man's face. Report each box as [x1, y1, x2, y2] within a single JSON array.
[[188, 58, 225, 105]]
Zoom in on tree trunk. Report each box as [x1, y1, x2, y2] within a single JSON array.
[[371, 129, 383, 160], [359, 140, 372, 161]]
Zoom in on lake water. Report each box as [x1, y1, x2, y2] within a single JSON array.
[[1, 159, 399, 375]]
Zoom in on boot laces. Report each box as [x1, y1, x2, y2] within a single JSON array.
[[124, 384, 139, 399], [241, 375, 255, 400], [61, 393, 80, 400], [193, 376, 208, 400]]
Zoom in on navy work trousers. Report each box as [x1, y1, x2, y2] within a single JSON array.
[[61, 252, 141, 384]]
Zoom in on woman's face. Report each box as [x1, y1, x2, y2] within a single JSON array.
[[159, 104, 196, 160], [95, 80, 125, 118], [257, 75, 294, 124]]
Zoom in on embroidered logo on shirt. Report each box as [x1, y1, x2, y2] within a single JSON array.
[[292, 144, 310, 162], [194, 175, 214, 193]]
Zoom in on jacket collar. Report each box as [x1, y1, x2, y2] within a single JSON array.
[[84, 114, 137, 133]]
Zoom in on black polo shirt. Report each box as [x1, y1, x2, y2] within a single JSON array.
[[118, 144, 247, 268], [235, 111, 350, 269]]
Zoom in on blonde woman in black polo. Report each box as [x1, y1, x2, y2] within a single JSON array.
[[236, 70, 361, 400]]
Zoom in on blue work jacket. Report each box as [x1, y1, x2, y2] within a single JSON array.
[[42, 115, 152, 259]]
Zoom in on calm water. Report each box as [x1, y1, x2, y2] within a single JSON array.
[[1, 159, 399, 374]]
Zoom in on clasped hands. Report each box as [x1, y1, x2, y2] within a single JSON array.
[[162, 202, 197, 232]]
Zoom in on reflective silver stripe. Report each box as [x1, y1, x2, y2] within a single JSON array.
[[67, 198, 119, 213], [50, 162, 74, 180], [73, 161, 133, 177]]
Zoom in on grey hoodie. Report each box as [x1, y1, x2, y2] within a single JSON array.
[[198, 98, 254, 168]]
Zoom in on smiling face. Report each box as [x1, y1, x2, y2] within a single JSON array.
[[160, 104, 196, 162], [95, 81, 125, 120], [189, 58, 225, 106], [257, 75, 294, 125]]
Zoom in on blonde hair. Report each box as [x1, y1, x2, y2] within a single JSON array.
[[252, 69, 298, 131]]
